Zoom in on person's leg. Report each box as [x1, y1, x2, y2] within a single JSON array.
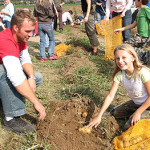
[[0, 65, 38, 134], [111, 100, 138, 119], [0, 65, 26, 118], [38, 24, 47, 59], [122, 9, 132, 41], [54, 13, 58, 31], [96, 12, 101, 23], [57, 7, 63, 31], [124, 108, 150, 131], [125, 34, 150, 64], [84, 13, 100, 54], [44, 24, 56, 58], [34, 71, 43, 87]]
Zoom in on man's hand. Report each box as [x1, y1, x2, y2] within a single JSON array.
[[84, 16, 88, 23], [34, 101, 46, 120], [56, 11, 58, 17], [121, 11, 125, 17]]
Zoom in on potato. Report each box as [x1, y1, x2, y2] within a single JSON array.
[[82, 112, 88, 118], [79, 126, 92, 134]]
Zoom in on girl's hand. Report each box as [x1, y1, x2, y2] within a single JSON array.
[[130, 111, 141, 126], [87, 116, 102, 128]]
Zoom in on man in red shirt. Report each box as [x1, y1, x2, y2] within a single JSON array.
[[0, 9, 46, 135]]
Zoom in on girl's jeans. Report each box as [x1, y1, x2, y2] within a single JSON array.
[[111, 100, 150, 131], [38, 24, 55, 59], [112, 9, 132, 42], [0, 64, 43, 117]]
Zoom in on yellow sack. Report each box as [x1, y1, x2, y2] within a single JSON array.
[[95, 15, 122, 60], [54, 43, 71, 57], [113, 119, 150, 150], [95, 20, 105, 36]]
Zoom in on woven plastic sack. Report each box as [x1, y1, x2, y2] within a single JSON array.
[[95, 20, 105, 36], [113, 119, 150, 150], [54, 43, 71, 57], [104, 15, 122, 60], [96, 15, 122, 60]]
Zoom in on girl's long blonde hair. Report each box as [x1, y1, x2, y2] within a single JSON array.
[[112, 44, 144, 81]]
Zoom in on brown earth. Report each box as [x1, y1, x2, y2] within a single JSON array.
[[37, 98, 120, 150]]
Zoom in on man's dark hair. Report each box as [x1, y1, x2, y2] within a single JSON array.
[[139, 0, 149, 5], [11, 9, 36, 30], [68, 10, 73, 15]]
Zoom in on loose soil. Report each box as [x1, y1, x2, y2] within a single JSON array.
[[37, 98, 120, 150]]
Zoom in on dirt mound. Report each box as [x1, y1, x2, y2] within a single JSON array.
[[37, 98, 120, 150]]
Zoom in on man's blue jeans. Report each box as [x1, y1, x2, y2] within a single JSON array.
[[38, 24, 55, 59], [112, 9, 132, 41], [0, 64, 43, 117]]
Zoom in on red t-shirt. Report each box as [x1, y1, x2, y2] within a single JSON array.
[[0, 28, 27, 64]]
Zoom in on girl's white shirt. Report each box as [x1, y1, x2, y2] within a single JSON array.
[[106, 0, 132, 18], [114, 68, 150, 105], [2, 48, 32, 87]]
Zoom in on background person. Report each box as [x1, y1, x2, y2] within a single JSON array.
[[34, 0, 58, 61], [114, 0, 150, 65], [62, 10, 74, 26], [81, 0, 100, 55], [1, 0, 14, 28], [94, 0, 106, 23], [54, 0, 65, 32], [0, 9, 46, 135], [105, 0, 133, 42], [74, 15, 84, 25], [88, 44, 150, 131]]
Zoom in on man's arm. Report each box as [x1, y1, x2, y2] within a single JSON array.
[[20, 48, 36, 92], [22, 63, 36, 92], [2, 56, 46, 120], [15, 78, 46, 120]]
